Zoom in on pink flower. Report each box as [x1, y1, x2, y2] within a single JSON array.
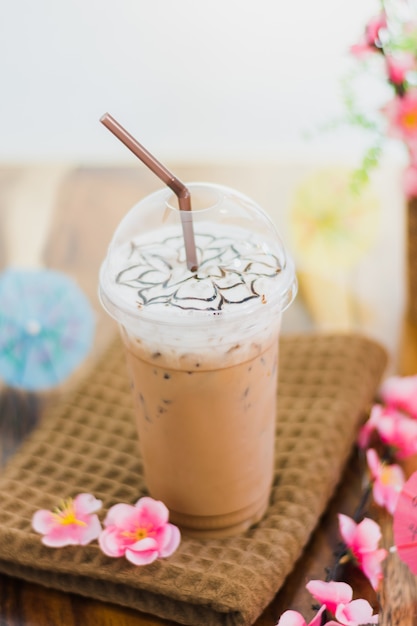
[[338, 513, 387, 590], [359, 404, 417, 459], [366, 448, 405, 514], [384, 91, 417, 141], [403, 163, 417, 198], [386, 53, 416, 85], [380, 374, 417, 418], [350, 42, 375, 58], [376, 406, 417, 458], [306, 579, 352, 615], [276, 605, 326, 626], [350, 13, 387, 58], [365, 14, 387, 46], [305, 580, 379, 625], [334, 599, 379, 625], [358, 404, 383, 449], [99, 496, 180, 565], [32, 493, 102, 547]]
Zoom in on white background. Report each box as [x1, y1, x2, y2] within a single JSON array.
[[0, 0, 380, 163], [0, 0, 408, 370]]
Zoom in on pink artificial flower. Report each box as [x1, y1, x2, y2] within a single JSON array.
[[403, 163, 417, 198], [358, 404, 417, 459], [386, 53, 416, 85], [99, 496, 180, 565], [305, 580, 379, 625], [365, 13, 387, 45], [358, 404, 382, 449], [32, 493, 102, 547], [384, 91, 417, 141], [306, 579, 352, 615], [334, 599, 379, 625], [276, 605, 326, 626], [350, 42, 376, 58], [380, 374, 417, 418], [338, 513, 387, 590], [350, 13, 387, 58], [366, 448, 405, 514]]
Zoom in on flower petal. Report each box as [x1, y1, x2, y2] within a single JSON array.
[[366, 448, 381, 478], [355, 517, 382, 551], [308, 606, 327, 626], [99, 526, 128, 557], [157, 523, 181, 558], [130, 537, 159, 553], [134, 496, 169, 528], [125, 545, 158, 566], [361, 548, 387, 590], [338, 513, 357, 546], [41, 525, 83, 547], [103, 503, 137, 529], [306, 579, 352, 614], [74, 493, 102, 516], [276, 609, 308, 626], [276, 606, 326, 626], [32, 509, 55, 534], [79, 514, 102, 545], [335, 599, 379, 625], [381, 374, 417, 418]]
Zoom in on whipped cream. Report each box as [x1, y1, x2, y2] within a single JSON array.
[[99, 184, 297, 366], [109, 223, 283, 316]]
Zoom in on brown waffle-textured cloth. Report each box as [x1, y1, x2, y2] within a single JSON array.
[[0, 333, 387, 626]]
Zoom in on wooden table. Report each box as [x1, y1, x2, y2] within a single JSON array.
[[1, 164, 417, 625]]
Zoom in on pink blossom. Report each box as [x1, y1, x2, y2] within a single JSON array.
[[350, 13, 387, 58], [99, 496, 180, 565], [305, 580, 379, 625], [365, 14, 387, 45], [374, 406, 417, 458], [358, 404, 383, 449], [338, 513, 387, 590], [384, 91, 417, 141], [380, 374, 417, 418], [403, 163, 417, 198], [32, 493, 102, 547], [350, 42, 375, 58], [306, 579, 352, 615], [334, 599, 379, 625], [366, 448, 404, 514], [358, 403, 417, 459], [386, 53, 416, 85], [276, 605, 326, 626]]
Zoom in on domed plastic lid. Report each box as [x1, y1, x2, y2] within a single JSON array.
[[99, 182, 297, 329]]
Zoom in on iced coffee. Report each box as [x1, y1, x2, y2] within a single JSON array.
[[99, 183, 296, 538]]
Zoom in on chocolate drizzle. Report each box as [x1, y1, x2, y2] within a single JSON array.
[[116, 231, 282, 312]]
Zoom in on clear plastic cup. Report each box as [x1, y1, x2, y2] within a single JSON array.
[[99, 182, 297, 538]]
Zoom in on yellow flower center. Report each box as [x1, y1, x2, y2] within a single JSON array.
[[402, 109, 417, 130], [380, 466, 393, 486], [122, 524, 154, 541], [52, 498, 87, 527]]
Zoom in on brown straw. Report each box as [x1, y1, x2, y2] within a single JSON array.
[[100, 113, 198, 272]]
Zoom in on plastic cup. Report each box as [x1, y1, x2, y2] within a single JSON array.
[[99, 182, 297, 538]]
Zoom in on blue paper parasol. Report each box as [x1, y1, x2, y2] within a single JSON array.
[[0, 268, 95, 391]]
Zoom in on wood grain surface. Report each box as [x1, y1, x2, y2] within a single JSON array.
[[1, 164, 417, 625]]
